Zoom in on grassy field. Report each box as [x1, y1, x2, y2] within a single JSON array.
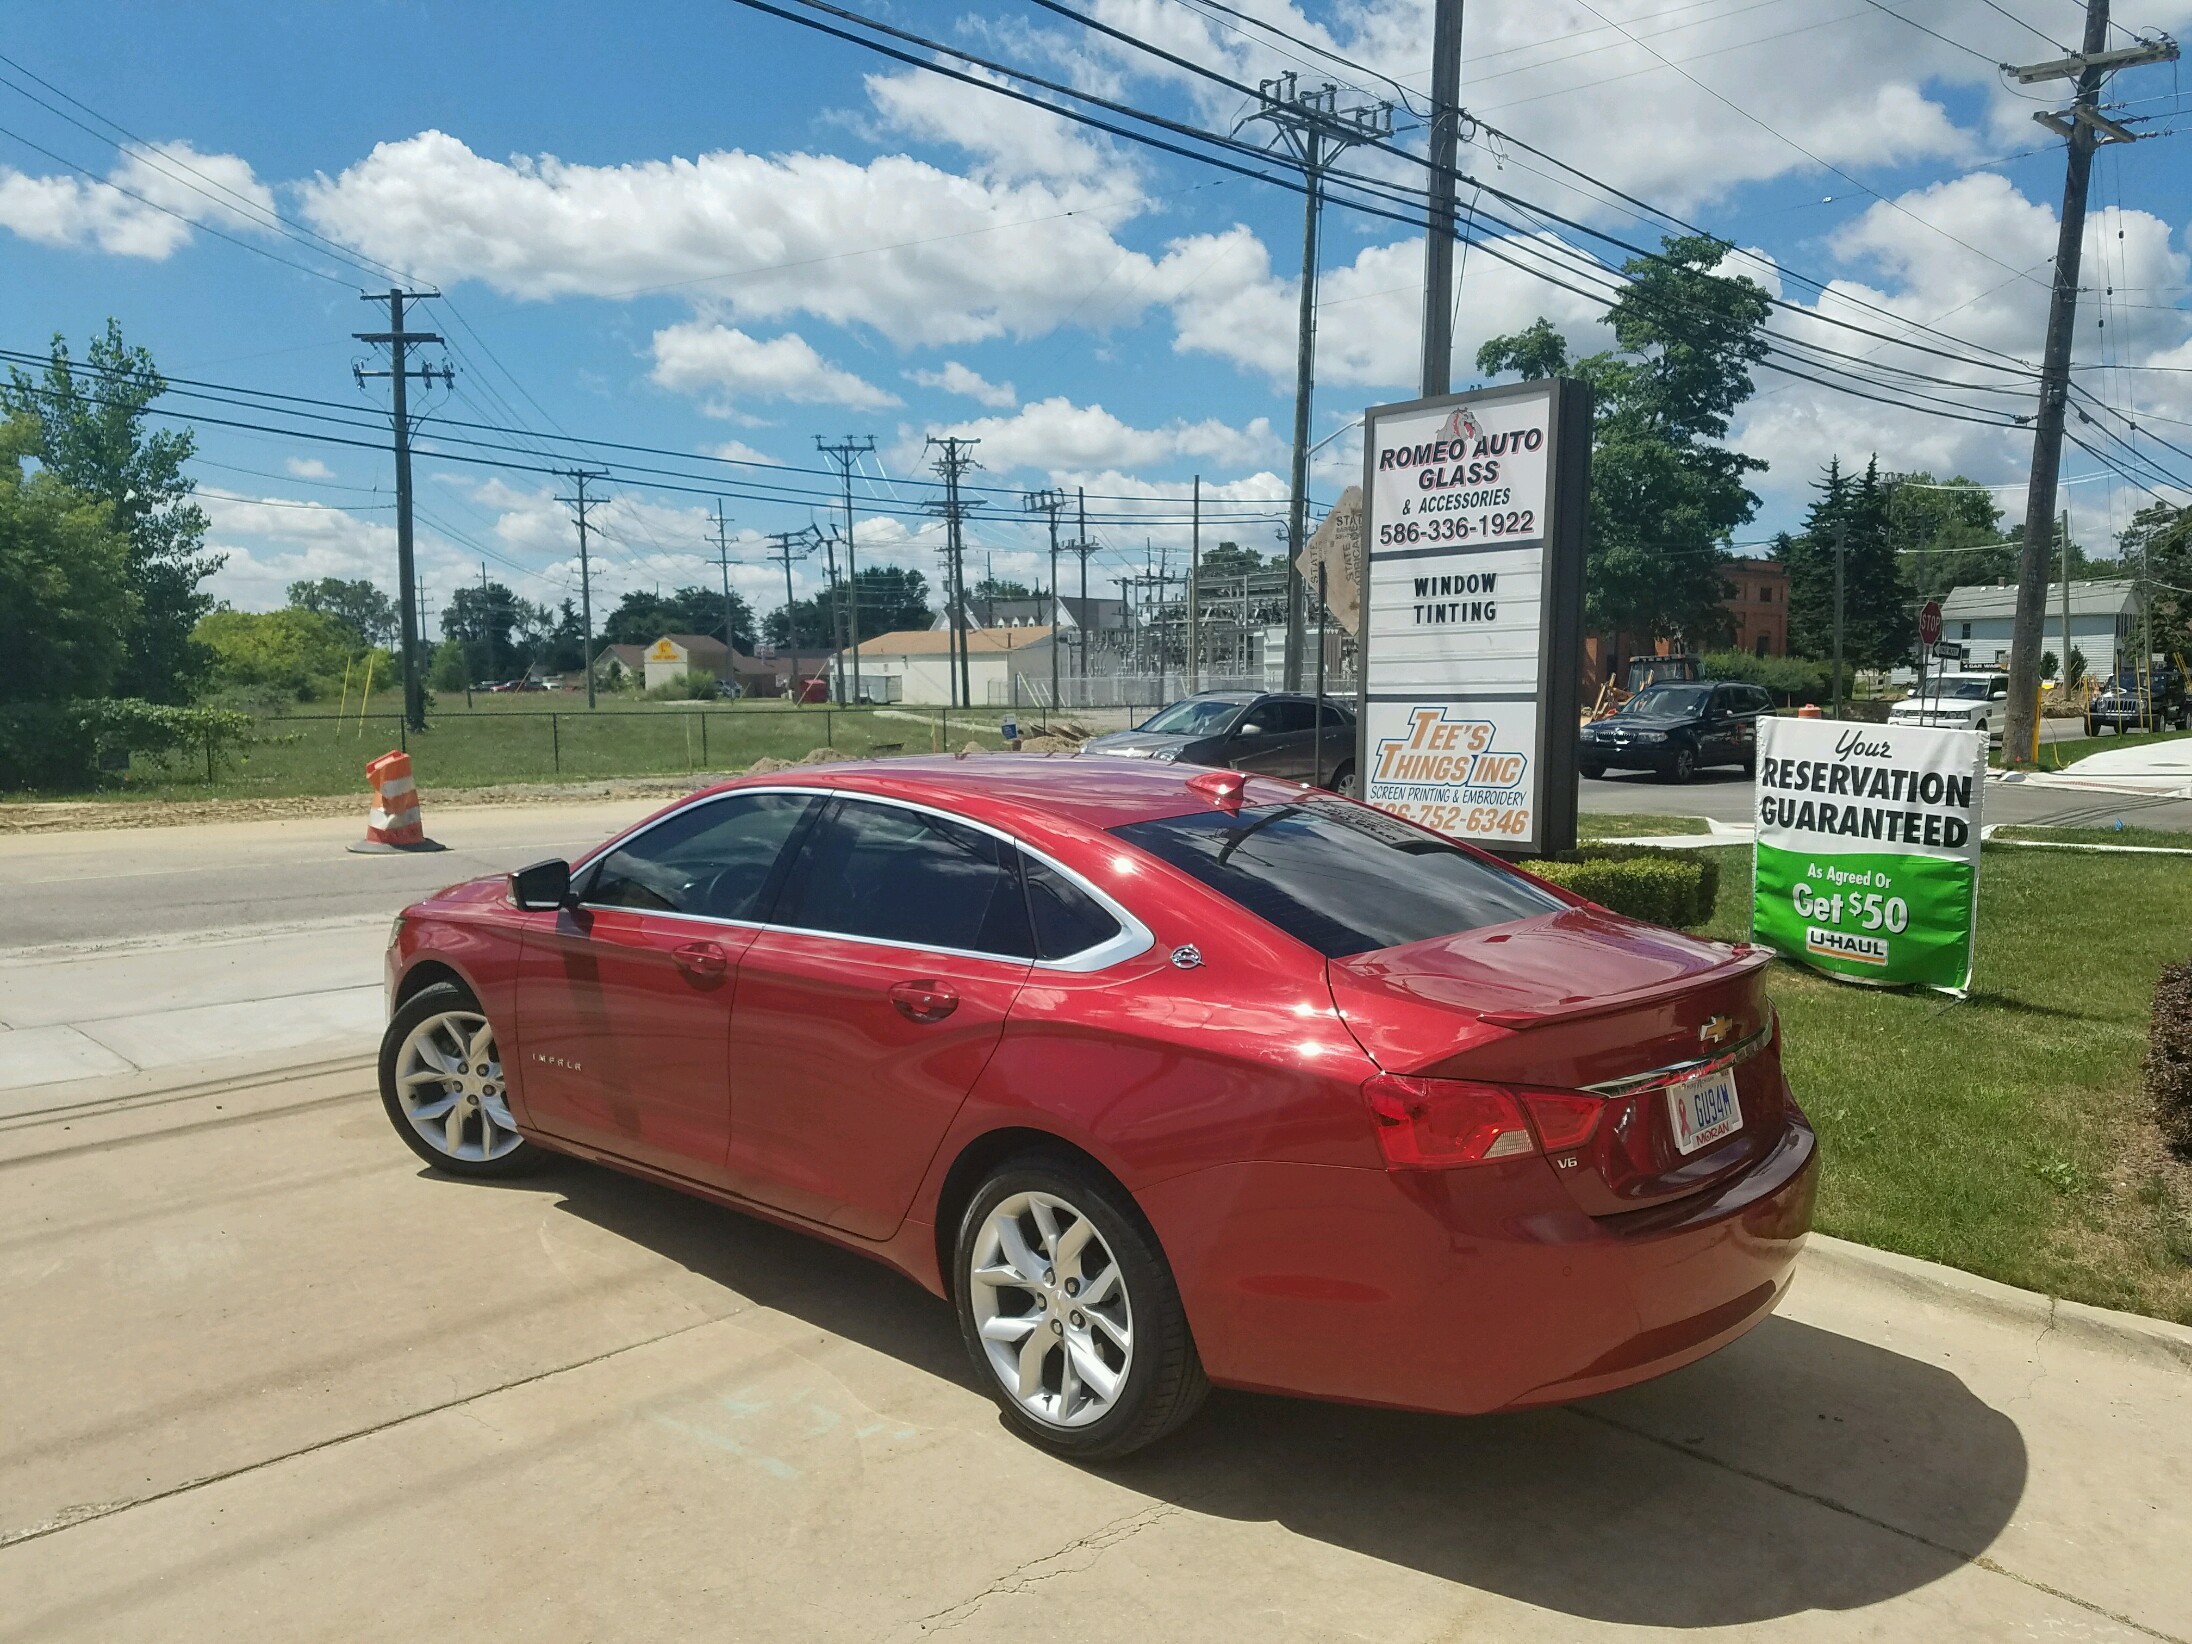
[[1997, 724, 2192, 770], [1994, 824, 2192, 851], [1576, 813, 1711, 838], [1689, 844, 2192, 1323], [54, 693, 1127, 802]]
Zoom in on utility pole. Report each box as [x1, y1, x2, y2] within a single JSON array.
[[710, 500, 737, 685], [1833, 521, 1847, 720], [2003, 3, 2178, 763], [764, 527, 818, 693], [1419, 0, 1467, 396], [815, 436, 875, 704], [925, 436, 983, 708], [818, 520, 846, 705], [2061, 510, 2073, 691], [555, 470, 608, 710], [1189, 474, 1202, 693], [1026, 488, 1066, 714], [1075, 487, 1094, 685], [1240, 75, 1394, 690], [353, 288, 451, 733]]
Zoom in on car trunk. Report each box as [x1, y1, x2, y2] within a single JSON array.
[[1326, 905, 1786, 1217]]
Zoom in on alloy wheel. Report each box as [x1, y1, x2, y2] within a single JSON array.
[[968, 1190, 1134, 1429], [391, 1009, 523, 1163]]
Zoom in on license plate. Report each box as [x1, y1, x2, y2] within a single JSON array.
[[1667, 1067, 1742, 1155]]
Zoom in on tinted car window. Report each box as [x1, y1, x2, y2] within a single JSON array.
[[585, 792, 814, 919], [1111, 800, 1562, 959], [1266, 699, 1320, 734], [1018, 853, 1122, 960], [1620, 683, 1713, 720], [773, 799, 1034, 959]]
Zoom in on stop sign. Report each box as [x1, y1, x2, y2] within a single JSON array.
[[1919, 599, 1942, 647]]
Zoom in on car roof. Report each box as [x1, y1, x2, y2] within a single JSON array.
[[693, 754, 1311, 832]]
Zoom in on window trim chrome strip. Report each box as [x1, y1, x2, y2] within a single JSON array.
[[570, 783, 1154, 974]]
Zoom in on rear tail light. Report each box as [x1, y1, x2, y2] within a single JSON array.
[[1362, 1074, 1537, 1170], [1521, 1091, 1605, 1152], [1362, 1074, 1611, 1170]]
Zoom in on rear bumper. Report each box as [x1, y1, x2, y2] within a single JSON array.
[[1139, 1102, 1818, 1417]]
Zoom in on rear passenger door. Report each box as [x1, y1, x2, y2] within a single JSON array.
[[1228, 697, 1319, 779], [721, 798, 1034, 1237]]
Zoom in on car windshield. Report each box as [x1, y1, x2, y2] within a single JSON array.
[[1619, 684, 1713, 720], [1139, 697, 1245, 736], [1914, 679, 1990, 701], [1110, 800, 1562, 958]]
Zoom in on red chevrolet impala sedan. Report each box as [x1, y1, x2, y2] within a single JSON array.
[[379, 757, 1816, 1457]]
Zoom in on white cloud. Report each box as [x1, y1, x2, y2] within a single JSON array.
[[0, 142, 274, 259], [299, 129, 1155, 347], [650, 323, 900, 412], [906, 360, 1017, 407], [705, 439, 783, 466], [911, 395, 1279, 475], [864, 65, 1112, 184], [284, 457, 335, 481]]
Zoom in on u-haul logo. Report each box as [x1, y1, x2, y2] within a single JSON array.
[[1807, 927, 1888, 966]]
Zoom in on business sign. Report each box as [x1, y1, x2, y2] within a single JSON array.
[[1353, 380, 1591, 855], [1752, 716, 1986, 993]]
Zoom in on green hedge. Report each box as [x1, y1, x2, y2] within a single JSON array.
[[1519, 843, 1720, 928], [0, 699, 254, 791], [1699, 648, 1848, 705]]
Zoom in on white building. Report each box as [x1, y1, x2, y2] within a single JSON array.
[[1936, 579, 2143, 677], [852, 626, 1059, 707]]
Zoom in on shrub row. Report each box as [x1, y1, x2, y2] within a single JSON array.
[[0, 699, 254, 791], [1516, 843, 1721, 929], [1699, 649, 1850, 705]]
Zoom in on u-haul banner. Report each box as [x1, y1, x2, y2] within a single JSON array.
[[1751, 716, 1986, 993]]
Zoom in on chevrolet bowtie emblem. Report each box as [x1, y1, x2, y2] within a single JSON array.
[[1698, 1015, 1738, 1048]]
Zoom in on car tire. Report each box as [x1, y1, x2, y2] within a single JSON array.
[[1580, 760, 1606, 781], [1326, 761, 1356, 798], [953, 1154, 1208, 1460], [1659, 746, 1696, 784], [378, 980, 546, 1179], [2085, 718, 2098, 738]]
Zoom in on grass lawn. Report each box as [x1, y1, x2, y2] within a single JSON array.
[[1994, 824, 2192, 851], [1577, 813, 1711, 838], [1996, 724, 2192, 770], [1689, 844, 2192, 1322], [35, 695, 1067, 803]]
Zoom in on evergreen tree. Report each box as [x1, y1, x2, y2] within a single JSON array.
[[1779, 458, 1914, 667]]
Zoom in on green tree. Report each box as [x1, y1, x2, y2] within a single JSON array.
[[600, 585, 755, 649], [1778, 458, 1915, 667], [287, 577, 398, 648], [766, 565, 934, 647], [1477, 234, 1772, 645], [1, 322, 221, 702], [428, 636, 472, 692], [1886, 474, 2011, 600], [0, 414, 138, 704], [1194, 540, 1264, 581], [2120, 500, 2191, 662], [442, 580, 523, 681], [194, 607, 365, 700], [973, 575, 1033, 600]]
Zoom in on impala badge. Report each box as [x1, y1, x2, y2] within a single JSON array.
[[1170, 945, 1204, 970], [1698, 1015, 1738, 1048]]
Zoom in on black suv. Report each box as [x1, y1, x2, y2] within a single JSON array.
[[1580, 681, 1774, 783], [2085, 666, 2188, 736]]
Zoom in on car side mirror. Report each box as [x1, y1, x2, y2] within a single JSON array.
[[510, 857, 574, 911], [1991, 689, 2008, 700]]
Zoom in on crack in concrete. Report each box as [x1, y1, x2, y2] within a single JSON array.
[[891, 1502, 1179, 1637]]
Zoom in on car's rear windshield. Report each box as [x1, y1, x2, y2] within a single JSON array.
[[1109, 801, 1563, 958]]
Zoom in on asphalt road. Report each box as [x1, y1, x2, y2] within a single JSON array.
[[2, 797, 2190, 1639]]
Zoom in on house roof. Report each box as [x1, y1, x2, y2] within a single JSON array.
[[1939, 578, 2140, 621], [858, 626, 1057, 657], [592, 643, 646, 669], [656, 632, 732, 661]]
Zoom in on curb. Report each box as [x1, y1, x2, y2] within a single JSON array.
[[1800, 1234, 2192, 1376]]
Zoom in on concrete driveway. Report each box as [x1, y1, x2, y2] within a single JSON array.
[[2, 798, 2189, 1641]]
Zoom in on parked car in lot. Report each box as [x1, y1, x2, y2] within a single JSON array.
[[380, 758, 1816, 1458], [1888, 672, 2008, 739], [1083, 690, 1360, 793], [2086, 666, 2188, 736], [1580, 681, 1772, 782]]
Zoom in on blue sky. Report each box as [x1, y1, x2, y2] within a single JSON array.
[[4, 0, 2190, 630]]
